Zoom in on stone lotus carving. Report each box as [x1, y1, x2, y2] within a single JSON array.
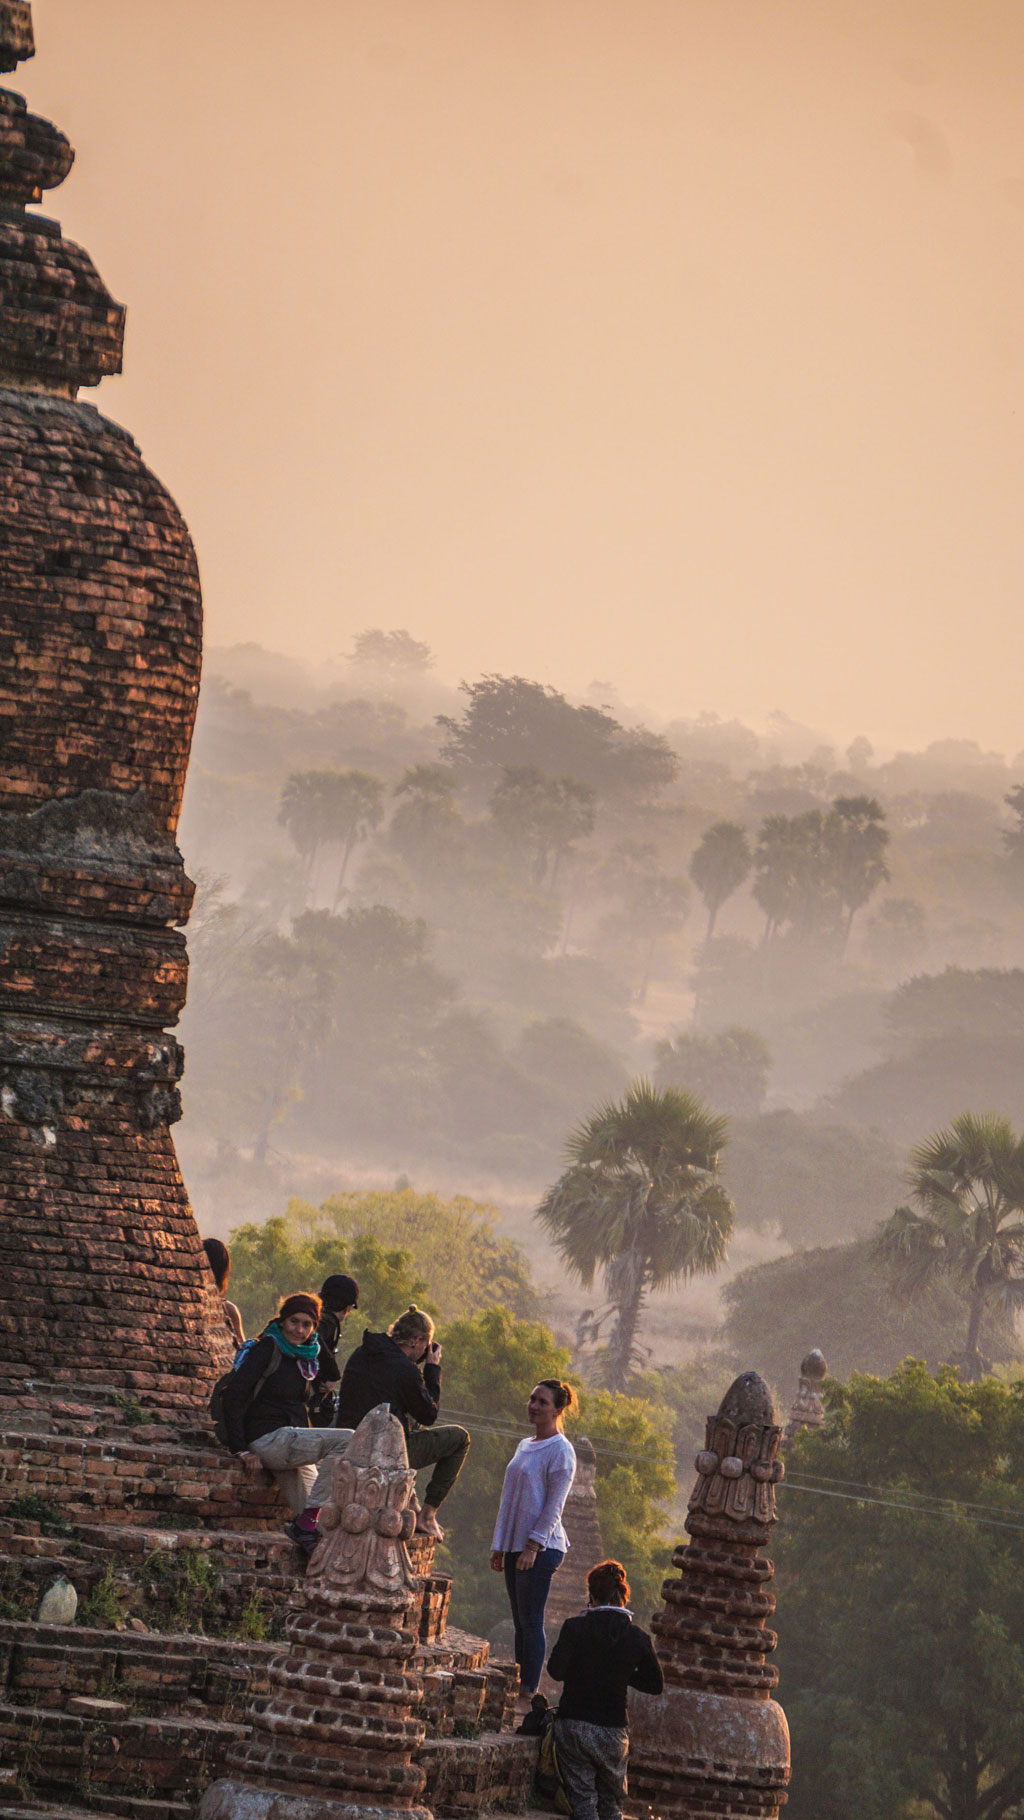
[[306, 1402, 418, 1600]]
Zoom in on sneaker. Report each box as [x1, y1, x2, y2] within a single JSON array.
[[285, 1519, 319, 1557]]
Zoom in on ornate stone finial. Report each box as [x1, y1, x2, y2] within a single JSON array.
[[785, 1348, 828, 1442], [305, 1401, 419, 1600], [0, 2, 34, 73], [198, 1407, 432, 1820], [628, 1372, 790, 1819], [690, 1370, 785, 1527]]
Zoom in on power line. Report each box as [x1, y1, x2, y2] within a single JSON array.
[[779, 1479, 1024, 1534], [438, 1405, 1024, 1535]]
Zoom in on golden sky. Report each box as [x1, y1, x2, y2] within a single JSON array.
[[28, 0, 1024, 752]]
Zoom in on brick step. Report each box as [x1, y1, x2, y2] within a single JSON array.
[[421, 1661, 517, 1737], [0, 1798, 192, 1812], [0, 1702, 244, 1804], [0, 1433, 284, 1533], [419, 1730, 538, 1816], [0, 1621, 275, 1721], [0, 1802, 192, 1820], [0, 1525, 301, 1635], [0, 1378, 213, 1445]]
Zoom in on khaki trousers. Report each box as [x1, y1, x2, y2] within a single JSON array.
[[249, 1426, 355, 1515]]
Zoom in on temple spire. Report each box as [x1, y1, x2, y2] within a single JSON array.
[[0, 2, 34, 73], [0, 0, 124, 392]]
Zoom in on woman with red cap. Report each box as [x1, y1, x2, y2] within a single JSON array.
[[221, 1292, 355, 1552]]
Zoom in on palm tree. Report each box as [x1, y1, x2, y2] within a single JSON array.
[[825, 795, 890, 949], [323, 770, 386, 907], [689, 822, 752, 940], [537, 1080, 734, 1389], [278, 771, 334, 895], [873, 1112, 1024, 1380]]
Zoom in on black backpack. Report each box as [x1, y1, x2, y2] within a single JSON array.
[[209, 1337, 284, 1448]]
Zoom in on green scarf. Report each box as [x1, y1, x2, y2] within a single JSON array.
[[265, 1319, 320, 1363]]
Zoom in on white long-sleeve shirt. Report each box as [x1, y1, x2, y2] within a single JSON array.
[[491, 1432, 577, 1553]]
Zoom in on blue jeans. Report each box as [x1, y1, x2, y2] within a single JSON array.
[[503, 1546, 564, 1693]]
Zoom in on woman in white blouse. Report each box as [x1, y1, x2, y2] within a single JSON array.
[[490, 1378, 577, 1700]]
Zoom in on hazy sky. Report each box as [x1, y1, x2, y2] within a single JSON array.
[[27, 0, 1024, 751]]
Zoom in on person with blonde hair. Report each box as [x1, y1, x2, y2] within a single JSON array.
[[547, 1558, 663, 1820], [490, 1378, 577, 1703], [335, 1305, 469, 1539]]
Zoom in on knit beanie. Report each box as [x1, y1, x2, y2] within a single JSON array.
[[278, 1293, 321, 1323], [320, 1273, 360, 1313]]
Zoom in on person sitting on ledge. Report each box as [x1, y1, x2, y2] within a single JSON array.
[[336, 1304, 469, 1541], [221, 1291, 354, 1556], [203, 1237, 245, 1351], [308, 1272, 360, 1426], [546, 1558, 664, 1820]]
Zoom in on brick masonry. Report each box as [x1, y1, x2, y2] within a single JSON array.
[[628, 1373, 791, 1819], [0, 0, 233, 1399]]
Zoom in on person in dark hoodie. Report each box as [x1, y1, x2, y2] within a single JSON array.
[[546, 1558, 663, 1820], [308, 1272, 360, 1426], [336, 1304, 469, 1539]]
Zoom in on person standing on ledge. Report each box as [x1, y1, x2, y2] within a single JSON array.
[[547, 1558, 663, 1820], [336, 1304, 469, 1540], [490, 1379, 577, 1708]]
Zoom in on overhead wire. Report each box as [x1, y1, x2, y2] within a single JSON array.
[[437, 1405, 1024, 1534]]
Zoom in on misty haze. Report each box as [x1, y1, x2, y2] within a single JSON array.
[[6, 5, 1024, 1817]]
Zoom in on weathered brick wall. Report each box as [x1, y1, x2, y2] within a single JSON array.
[[0, 1432, 284, 1528], [0, 9, 233, 1402], [0, 395, 199, 826], [0, 1121, 231, 1390]]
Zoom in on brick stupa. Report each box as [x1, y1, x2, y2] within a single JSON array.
[[628, 1372, 790, 1818], [784, 1349, 828, 1443], [0, 0, 233, 1404], [200, 1405, 432, 1820]]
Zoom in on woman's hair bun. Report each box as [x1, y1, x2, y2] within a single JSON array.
[[587, 1558, 631, 1605], [388, 1306, 435, 1344], [537, 1378, 576, 1414]]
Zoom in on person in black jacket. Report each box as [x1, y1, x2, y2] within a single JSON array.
[[221, 1292, 355, 1554], [336, 1304, 469, 1540], [546, 1558, 663, 1820], [308, 1272, 360, 1426]]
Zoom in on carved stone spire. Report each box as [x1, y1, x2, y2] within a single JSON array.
[[0, 3, 232, 1402], [785, 1348, 828, 1441], [628, 1372, 791, 1818], [199, 1406, 432, 1820]]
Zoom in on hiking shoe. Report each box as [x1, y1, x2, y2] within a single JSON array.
[[285, 1519, 319, 1557]]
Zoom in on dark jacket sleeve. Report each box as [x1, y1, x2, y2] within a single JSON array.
[[546, 1618, 576, 1683], [315, 1313, 342, 1388], [629, 1628, 664, 1696], [222, 1335, 274, 1456], [402, 1356, 440, 1427]]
